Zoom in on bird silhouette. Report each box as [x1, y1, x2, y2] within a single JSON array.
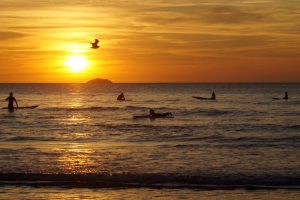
[[91, 39, 100, 49]]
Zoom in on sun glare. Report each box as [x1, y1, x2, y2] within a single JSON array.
[[65, 56, 88, 73]]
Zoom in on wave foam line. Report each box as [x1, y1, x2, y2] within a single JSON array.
[[0, 173, 299, 190]]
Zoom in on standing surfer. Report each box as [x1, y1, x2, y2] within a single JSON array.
[[284, 91, 288, 100], [5, 92, 18, 112], [273, 91, 289, 100], [211, 91, 216, 100]]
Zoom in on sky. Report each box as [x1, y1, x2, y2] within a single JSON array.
[[0, 0, 299, 83]]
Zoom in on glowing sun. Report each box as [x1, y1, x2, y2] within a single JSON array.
[[65, 56, 88, 72]]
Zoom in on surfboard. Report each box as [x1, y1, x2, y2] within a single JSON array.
[[272, 98, 288, 101], [117, 99, 132, 101], [192, 96, 214, 100], [133, 115, 150, 119], [133, 113, 173, 119], [2, 105, 39, 109]]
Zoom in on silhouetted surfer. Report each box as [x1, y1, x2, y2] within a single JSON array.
[[284, 91, 288, 100], [192, 91, 216, 100], [117, 92, 125, 101], [132, 109, 173, 119], [149, 109, 173, 119], [211, 91, 216, 100], [273, 91, 289, 100], [149, 109, 156, 117], [91, 39, 100, 49], [5, 92, 18, 112]]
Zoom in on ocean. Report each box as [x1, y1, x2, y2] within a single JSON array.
[[0, 83, 299, 199]]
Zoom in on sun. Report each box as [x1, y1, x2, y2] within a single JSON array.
[[65, 56, 88, 73]]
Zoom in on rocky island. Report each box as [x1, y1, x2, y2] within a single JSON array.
[[86, 78, 113, 84]]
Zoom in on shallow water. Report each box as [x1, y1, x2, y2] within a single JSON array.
[[0, 186, 300, 200], [0, 83, 299, 198]]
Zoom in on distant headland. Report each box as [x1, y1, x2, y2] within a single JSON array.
[[86, 78, 113, 84]]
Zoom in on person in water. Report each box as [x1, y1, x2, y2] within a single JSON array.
[[5, 92, 18, 112], [284, 91, 288, 100], [149, 109, 156, 117], [149, 109, 173, 118], [211, 91, 216, 100], [117, 92, 125, 101]]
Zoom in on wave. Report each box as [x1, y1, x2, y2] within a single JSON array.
[[1, 136, 59, 142], [96, 123, 206, 135], [125, 106, 147, 110], [179, 108, 241, 116], [44, 106, 120, 111], [43, 106, 173, 112], [288, 125, 300, 129], [284, 112, 300, 116], [23, 106, 300, 119], [140, 99, 180, 103], [179, 134, 300, 148], [177, 107, 300, 118], [165, 99, 181, 102], [289, 100, 300, 105], [221, 123, 300, 132], [0, 173, 299, 189], [215, 136, 300, 148]]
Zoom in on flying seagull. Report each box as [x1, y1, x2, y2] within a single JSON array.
[[91, 39, 100, 49]]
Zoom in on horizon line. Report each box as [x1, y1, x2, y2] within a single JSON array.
[[0, 82, 299, 84]]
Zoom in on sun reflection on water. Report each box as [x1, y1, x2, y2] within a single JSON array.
[[56, 143, 107, 174]]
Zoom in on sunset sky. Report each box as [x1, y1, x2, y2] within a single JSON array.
[[0, 0, 299, 83]]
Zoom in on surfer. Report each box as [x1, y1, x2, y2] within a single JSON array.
[[133, 109, 173, 119], [193, 91, 216, 100], [149, 109, 173, 119], [211, 91, 216, 100], [149, 109, 156, 117], [117, 92, 125, 101], [273, 91, 289, 100], [284, 91, 288, 100], [5, 92, 18, 112]]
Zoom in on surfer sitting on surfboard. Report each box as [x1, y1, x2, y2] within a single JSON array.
[[117, 92, 125, 101], [5, 92, 18, 112]]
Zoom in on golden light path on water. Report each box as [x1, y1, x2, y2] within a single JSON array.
[[57, 144, 98, 174], [55, 96, 98, 174]]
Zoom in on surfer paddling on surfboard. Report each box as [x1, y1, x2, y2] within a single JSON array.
[[133, 109, 173, 119], [5, 92, 18, 112], [149, 109, 173, 119]]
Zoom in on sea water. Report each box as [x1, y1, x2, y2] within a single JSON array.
[[0, 83, 299, 199]]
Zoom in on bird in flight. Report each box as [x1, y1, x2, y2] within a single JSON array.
[[91, 39, 100, 49]]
